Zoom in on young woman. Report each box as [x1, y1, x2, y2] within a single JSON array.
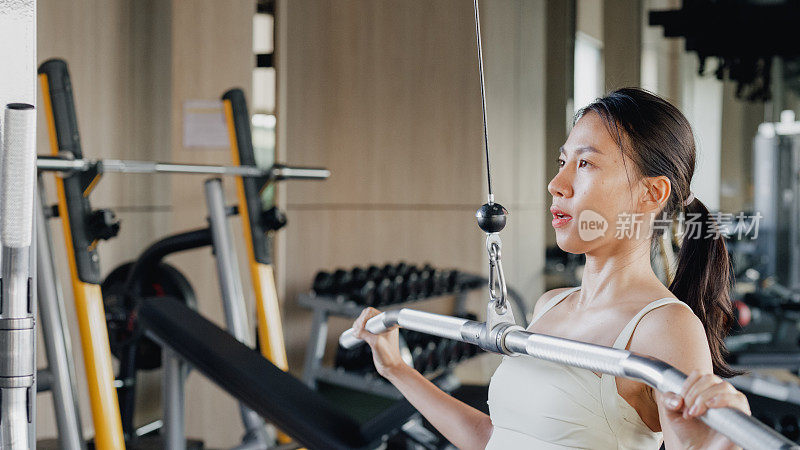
[[352, 88, 752, 449]]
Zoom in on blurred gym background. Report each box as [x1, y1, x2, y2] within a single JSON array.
[[32, 0, 800, 446]]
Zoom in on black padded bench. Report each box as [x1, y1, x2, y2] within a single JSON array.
[[138, 297, 417, 450]]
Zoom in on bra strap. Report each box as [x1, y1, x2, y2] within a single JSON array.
[[528, 286, 581, 326], [612, 298, 692, 350]]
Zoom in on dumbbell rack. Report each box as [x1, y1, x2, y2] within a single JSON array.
[[299, 288, 473, 399]]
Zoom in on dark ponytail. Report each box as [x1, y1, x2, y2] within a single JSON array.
[[669, 198, 741, 378], [578, 88, 740, 378]]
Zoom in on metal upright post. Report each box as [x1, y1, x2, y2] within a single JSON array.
[[35, 179, 85, 450], [301, 308, 328, 388], [0, 104, 37, 448], [204, 178, 272, 448], [162, 347, 186, 450]]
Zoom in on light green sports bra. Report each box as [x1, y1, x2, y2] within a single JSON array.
[[485, 286, 692, 449]]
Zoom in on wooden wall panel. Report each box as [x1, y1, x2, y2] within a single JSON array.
[[167, 1, 255, 447], [277, 0, 547, 373], [281, 0, 483, 207]]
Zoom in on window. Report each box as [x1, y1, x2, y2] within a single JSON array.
[[574, 31, 604, 113]]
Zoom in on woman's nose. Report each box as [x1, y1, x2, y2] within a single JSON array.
[[548, 169, 573, 198]]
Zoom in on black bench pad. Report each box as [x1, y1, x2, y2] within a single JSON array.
[[138, 297, 416, 450]]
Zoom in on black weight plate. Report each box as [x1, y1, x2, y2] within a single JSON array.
[[102, 262, 197, 370]]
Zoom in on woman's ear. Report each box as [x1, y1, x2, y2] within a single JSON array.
[[640, 176, 671, 213]]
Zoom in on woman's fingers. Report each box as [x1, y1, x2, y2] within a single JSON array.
[[676, 370, 750, 419], [660, 391, 684, 411], [685, 382, 736, 418], [353, 307, 383, 340], [698, 391, 750, 416], [352, 309, 367, 336], [353, 308, 372, 338], [681, 371, 722, 418]]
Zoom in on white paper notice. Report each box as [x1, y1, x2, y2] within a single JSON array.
[[183, 100, 229, 148]]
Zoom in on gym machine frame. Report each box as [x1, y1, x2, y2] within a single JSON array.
[[340, 2, 798, 449], [34, 173, 86, 450], [39, 59, 328, 449]]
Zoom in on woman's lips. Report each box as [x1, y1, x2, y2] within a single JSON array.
[[552, 214, 572, 228]]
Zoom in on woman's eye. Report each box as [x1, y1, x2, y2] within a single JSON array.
[[579, 159, 591, 168], [557, 159, 565, 168]]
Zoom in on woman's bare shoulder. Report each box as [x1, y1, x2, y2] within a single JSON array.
[[628, 299, 713, 374]]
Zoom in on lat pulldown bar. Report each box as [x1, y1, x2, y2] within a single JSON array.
[[340, 309, 798, 450]]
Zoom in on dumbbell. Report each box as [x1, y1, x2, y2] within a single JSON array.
[[401, 330, 424, 349], [334, 344, 352, 370], [387, 275, 405, 305], [780, 415, 800, 441], [370, 275, 401, 306], [431, 269, 446, 296], [394, 262, 409, 277], [439, 338, 459, 368], [350, 267, 368, 286], [374, 278, 394, 306], [406, 331, 437, 373], [381, 263, 400, 279], [422, 341, 439, 374], [331, 269, 353, 295], [312, 271, 335, 295], [418, 264, 435, 297], [450, 337, 465, 361], [756, 414, 778, 433], [434, 337, 452, 369], [446, 270, 460, 293], [366, 265, 383, 281], [350, 280, 377, 306], [400, 266, 422, 301], [335, 343, 370, 372], [411, 345, 427, 372], [436, 270, 457, 295], [410, 335, 446, 374], [345, 267, 378, 305], [453, 338, 470, 364], [359, 265, 391, 305], [376, 263, 406, 305]]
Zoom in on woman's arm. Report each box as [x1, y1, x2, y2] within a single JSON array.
[[628, 303, 749, 450], [352, 288, 570, 449], [352, 308, 493, 450], [384, 363, 493, 450]]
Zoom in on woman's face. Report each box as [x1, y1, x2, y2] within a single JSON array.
[[548, 111, 649, 254]]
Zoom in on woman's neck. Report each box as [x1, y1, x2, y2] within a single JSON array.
[[577, 239, 661, 308]]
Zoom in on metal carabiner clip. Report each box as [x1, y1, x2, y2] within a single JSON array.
[[486, 233, 508, 313], [482, 232, 518, 355]]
